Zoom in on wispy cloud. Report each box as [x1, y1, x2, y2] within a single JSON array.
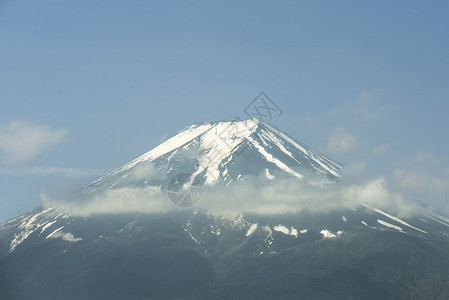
[[326, 127, 358, 155], [390, 152, 449, 213], [325, 89, 387, 126], [197, 174, 418, 218], [0, 121, 69, 167], [370, 143, 390, 158], [303, 88, 392, 164], [306, 89, 389, 132], [41, 162, 171, 215], [43, 169, 419, 219], [41, 186, 172, 216]]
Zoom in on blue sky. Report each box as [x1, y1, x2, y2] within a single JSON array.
[[1, 1, 449, 222]]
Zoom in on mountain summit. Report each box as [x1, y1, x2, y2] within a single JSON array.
[[85, 118, 341, 192]]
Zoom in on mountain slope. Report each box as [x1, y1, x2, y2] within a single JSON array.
[[1, 118, 449, 299], [2, 207, 449, 299], [85, 118, 341, 191]]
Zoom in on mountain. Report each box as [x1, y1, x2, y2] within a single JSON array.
[[85, 118, 341, 191], [1, 119, 449, 299]]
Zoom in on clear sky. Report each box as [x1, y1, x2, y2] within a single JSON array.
[[1, 1, 449, 222]]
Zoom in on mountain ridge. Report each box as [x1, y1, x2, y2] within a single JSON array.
[[84, 118, 341, 193]]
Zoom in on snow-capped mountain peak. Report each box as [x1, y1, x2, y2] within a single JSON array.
[[85, 118, 341, 190]]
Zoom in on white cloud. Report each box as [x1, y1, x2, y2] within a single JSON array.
[[44, 170, 419, 219], [40, 161, 171, 215], [325, 89, 387, 126], [304, 88, 391, 160], [197, 175, 417, 218], [340, 161, 367, 180], [0, 121, 69, 167], [41, 186, 173, 216], [326, 127, 357, 155], [123, 161, 166, 181], [389, 151, 449, 214], [392, 169, 449, 206], [46, 230, 82, 242]]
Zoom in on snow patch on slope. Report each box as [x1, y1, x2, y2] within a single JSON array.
[[246, 223, 258, 236], [40, 220, 57, 234], [9, 208, 55, 253], [248, 136, 303, 179], [365, 206, 427, 234], [429, 214, 449, 227], [46, 226, 64, 239], [263, 123, 341, 177], [262, 226, 274, 245], [273, 224, 299, 237], [265, 169, 275, 180], [320, 230, 337, 238], [290, 227, 298, 237], [9, 230, 33, 253], [274, 224, 290, 235], [377, 219, 403, 231]]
